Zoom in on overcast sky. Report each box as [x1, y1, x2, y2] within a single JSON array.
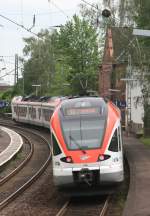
[[0, 0, 99, 84]]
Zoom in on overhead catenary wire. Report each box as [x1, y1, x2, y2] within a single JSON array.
[[81, 0, 98, 10], [0, 68, 15, 79], [48, 0, 70, 19], [0, 56, 14, 58], [0, 8, 75, 17], [0, 13, 39, 38], [96, 5, 144, 65]]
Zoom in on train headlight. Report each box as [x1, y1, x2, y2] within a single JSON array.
[[66, 156, 72, 163], [97, 154, 110, 161], [99, 154, 105, 161], [60, 156, 73, 163]]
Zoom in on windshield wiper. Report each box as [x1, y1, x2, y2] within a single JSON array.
[[69, 135, 86, 154]]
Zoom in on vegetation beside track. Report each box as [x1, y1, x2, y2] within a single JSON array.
[[140, 137, 150, 146]]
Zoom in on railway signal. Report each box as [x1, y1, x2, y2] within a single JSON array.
[[102, 8, 111, 18]]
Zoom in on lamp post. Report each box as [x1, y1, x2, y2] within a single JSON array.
[[32, 84, 41, 96]]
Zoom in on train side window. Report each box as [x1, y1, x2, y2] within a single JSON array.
[[31, 107, 36, 119], [108, 129, 118, 152], [52, 134, 62, 156], [38, 108, 41, 119], [29, 107, 32, 116], [18, 106, 27, 117], [118, 127, 122, 151], [43, 109, 53, 122], [14, 106, 18, 115]]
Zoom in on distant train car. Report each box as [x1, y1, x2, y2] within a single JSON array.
[[50, 97, 124, 188], [11, 96, 63, 128]]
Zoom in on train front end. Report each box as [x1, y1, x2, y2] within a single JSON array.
[[50, 97, 124, 188]]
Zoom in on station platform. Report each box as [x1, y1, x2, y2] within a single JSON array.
[[0, 128, 10, 153], [123, 134, 150, 216], [0, 126, 23, 167]]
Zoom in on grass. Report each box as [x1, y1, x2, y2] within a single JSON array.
[[140, 137, 150, 146]]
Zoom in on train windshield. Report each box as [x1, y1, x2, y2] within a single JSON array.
[[60, 98, 107, 150]]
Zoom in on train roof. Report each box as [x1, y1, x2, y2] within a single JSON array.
[[61, 97, 106, 106], [59, 97, 107, 116], [21, 95, 66, 102], [12, 95, 67, 104], [57, 97, 120, 118]]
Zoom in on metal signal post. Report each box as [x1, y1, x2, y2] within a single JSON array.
[[14, 54, 19, 85]]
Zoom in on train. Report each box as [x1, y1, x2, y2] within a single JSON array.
[[51, 97, 124, 188], [11, 96, 124, 190], [11, 95, 63, 127]]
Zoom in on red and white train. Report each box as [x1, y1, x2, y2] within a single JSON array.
[[11, 96, 62, 127], [50, 97, 124, 188], [11, 96, 124, 188]]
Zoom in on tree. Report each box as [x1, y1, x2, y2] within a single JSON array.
[[57, 15, 99, 95], [22, 29, 57, 95], [118, 0, 135, 26]]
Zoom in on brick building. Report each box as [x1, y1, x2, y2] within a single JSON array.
[[99, 27, 138, 128], [99, 27, 135, 97]]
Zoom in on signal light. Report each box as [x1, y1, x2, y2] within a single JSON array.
[[102, 9, 111, 18]]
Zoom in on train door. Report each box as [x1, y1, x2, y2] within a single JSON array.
[[29, 106, 37, 125]]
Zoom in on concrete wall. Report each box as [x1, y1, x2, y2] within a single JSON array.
[[127, 80, 144, 133]]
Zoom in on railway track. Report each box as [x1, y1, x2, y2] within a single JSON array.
[[0, 132, 33, 185], [56, 196, 110, 216], [0, 122, 51, 211]]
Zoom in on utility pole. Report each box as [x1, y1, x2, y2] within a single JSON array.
[[21, 68, 24, 96], [14, 54, 18, 85]]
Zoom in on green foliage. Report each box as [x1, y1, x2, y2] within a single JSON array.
[[57, 15, 99, 95], [118, 0, 135, 26], [140, 137, 150, 145], [134, 0, 150, 28], [134, 0, 150, 49], [22, 29, 57, 95], [0, 89, 13, 100], [0, 90, 12, 113], [144, 104, 150, 128]]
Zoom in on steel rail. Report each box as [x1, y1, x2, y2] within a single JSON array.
[[55, 195, 110, 216], [56, 200, 70, 216], [0, 123, 52, 210], [0, 132, 33, 185], [99, 195, 110, 216]]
